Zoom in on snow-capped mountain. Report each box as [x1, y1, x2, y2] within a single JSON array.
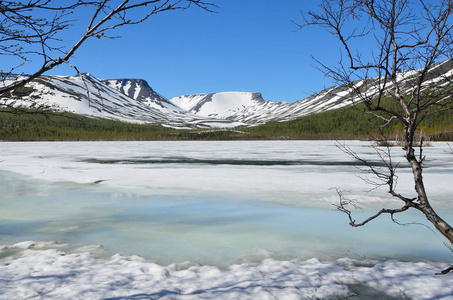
[[170, 86, 359, 124], [2, 59, 452, 128], [171, 59, 453, 125], [102, 78, 179, 111], [171, 92, 271, 119], [0, 74, 244, 128]]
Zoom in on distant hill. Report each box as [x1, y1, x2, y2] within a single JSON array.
[[244, 101, 453, 141], [0, 60, 452, 139]]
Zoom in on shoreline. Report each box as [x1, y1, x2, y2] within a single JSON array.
[[1, 241, 453, 299]]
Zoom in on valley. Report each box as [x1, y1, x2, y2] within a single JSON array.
[[1, 60, 452, 141]]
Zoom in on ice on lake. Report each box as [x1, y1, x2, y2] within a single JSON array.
[[1, 140, 453, 299]]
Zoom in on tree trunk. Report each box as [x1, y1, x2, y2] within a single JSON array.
[[407, 150, 453, 244]]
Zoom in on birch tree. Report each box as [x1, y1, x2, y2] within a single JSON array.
[[298, 0, 453, 258]]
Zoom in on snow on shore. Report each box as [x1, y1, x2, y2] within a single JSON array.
[[1, 242, 452, 300]]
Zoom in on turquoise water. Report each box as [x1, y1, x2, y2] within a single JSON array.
[[1, 141, 452, 266]]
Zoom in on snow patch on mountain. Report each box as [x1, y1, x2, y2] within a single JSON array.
[[170, 59, 453, 125], [2, 59, 451, 128], [171, 92, 266, 119], [170, 87, 354, 125], [102, 78, 183, 112], [0, 74, 244, 128]]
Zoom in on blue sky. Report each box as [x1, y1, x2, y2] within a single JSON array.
[[25, 1, 341, 103]]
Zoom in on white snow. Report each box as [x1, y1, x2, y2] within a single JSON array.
[[1, 244, 452, 299], [170, 88, 359, 125], [170, 94, 208, 111], [171, 92, 263, 119], [199, 92, 261, 118]]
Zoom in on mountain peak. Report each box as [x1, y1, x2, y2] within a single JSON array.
[[3, 59, 451, 128], [102, 78, 180, 110], [170, 91, 265, 119]]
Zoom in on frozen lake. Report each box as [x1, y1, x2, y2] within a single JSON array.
[[1, 140, 453, 299]]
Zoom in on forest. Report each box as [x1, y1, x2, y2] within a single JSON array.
[[1, 100, 452, 141]]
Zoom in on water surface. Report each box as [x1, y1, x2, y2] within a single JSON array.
[[1, 140, 452, 266]]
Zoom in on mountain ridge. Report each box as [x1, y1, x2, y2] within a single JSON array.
[[1, 59, 452, 128], [1, 74, 245, 128]]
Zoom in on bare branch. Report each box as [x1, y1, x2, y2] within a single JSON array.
[[332, 188, 412, 227], [301, 0, 453, 246], [0, 0, 216, 97]]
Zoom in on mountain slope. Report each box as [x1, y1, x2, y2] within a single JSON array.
[[0, 74, 244, 128], [1, 60, 452, 129], [170, 59, 453, 125], [171, 92, 273, 119], [102, 78, 180, 111], [170, 86, 356, 125]]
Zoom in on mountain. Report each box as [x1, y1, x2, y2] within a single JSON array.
[[1, 60, 452, 128], [171, 59, 453, 125], [0, 74, 244, 128], [171, 92, 267, 119], [102, 78, 177, 111], [170, 86, 361, 124]]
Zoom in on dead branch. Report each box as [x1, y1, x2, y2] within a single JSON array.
[[301, 0, 453, 245], [435, 266, 453, 275], [0, 0, 216, 98]]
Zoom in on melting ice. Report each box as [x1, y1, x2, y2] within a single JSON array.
[[1, 140, 453, 299]]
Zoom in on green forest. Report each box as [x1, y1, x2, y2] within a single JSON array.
[[1, 102, 452, 141], [246, 102, 453, 141]]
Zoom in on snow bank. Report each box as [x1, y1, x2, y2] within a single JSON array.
[[1, 242, 452, 299]]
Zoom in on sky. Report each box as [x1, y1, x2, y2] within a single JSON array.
[[6, 1, 342, 103]]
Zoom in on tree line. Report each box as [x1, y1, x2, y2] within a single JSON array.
[[1, 102, 452, 141]]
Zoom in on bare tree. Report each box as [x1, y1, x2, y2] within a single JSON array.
[[0, 0, 215, 111], [297, 0, 453, 256]]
